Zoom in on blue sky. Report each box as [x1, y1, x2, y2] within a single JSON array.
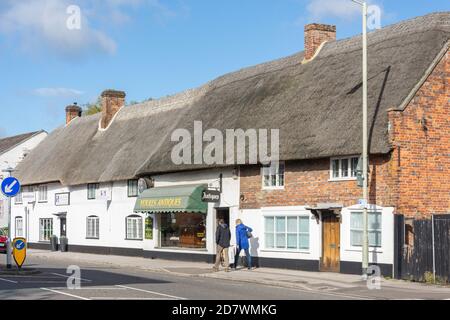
[[0, 0, 448, 137]]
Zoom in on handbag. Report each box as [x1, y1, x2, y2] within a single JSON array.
[[246, 231, 253, 239]]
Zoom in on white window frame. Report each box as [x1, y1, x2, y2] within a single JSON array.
[[263, 214, 310, 252], [330, 156, 359, 181], [127, 180, 138, 197], [126, 215, 143, 240], [38, 185, 48, 203], [14, 188, 23, 204], [261, 162, 285, 190], [87, 183, 99, 200], [349, 211, 382, 249], [39, 218, 53, 242], [15, 216, 24, 238], [86, 216, 100, 239]]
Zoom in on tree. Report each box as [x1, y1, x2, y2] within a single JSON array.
[[82, 97, 102, 116]]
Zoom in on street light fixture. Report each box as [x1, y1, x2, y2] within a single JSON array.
[[351, 0, 369, 277]]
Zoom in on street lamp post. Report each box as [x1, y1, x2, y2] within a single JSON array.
[[352, 0, 369, 276], [2, 166, 15, 269]]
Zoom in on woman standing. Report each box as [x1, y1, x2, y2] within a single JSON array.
[[233, 219, 253, 270]]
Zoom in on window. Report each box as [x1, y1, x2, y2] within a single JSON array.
[[39, 218, 53, 242], [15, 217, 24, 237], [38, 185, 48, 202], [264, 216, 309, 250], [126, 215, 143, 240], [350, 212, 382, 247], [86, 216, 100, 239], [262, 162, 285, 189], [14, 188, 23, 204], [87, 183, 99, 200], [160, 213, 206, 249], [330, 156, 360, 180], [127, 180, 138, 197]]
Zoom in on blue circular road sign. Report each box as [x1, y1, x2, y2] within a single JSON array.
[[1, 177, 21, 197]]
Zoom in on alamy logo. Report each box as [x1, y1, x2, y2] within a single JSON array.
[[171, 121, 280, 166], [66, 5, 82, 30], [366, 265, 381, 290], [367, 5, 382, 30], [66, 265, 81, 290]]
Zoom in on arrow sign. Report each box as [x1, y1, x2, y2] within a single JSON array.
[[1, 177, 21, 197]]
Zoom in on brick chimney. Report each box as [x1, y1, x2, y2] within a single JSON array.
[[304, 23, 336, 61], [100, 90, 126, 129], [65, 103, 82, 125]]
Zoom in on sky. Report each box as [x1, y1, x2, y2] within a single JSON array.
[[0, 0, 448, 137]]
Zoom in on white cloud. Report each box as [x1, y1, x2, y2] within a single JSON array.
[[306, 0, 381, 21], [33, 88, 84, 97], [0, 0, 185, 59]]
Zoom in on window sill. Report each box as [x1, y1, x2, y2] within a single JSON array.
[[328, 178, 357, 182], [86, 237, 99, 240], [261, 249, 311, 254], [38, 201, 48, 204], [262, 186, 285, 191], [345, 247, 383, 253], [125, 238, 143, 241]]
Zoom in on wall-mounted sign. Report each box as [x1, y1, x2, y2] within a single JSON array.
[[98, 187, 112, 201], [22, 192, 36, 203], [201, 189, 221, 203], [145, 216, 153, 240], [138, 178, 154, 194], [55, 193, 70, 206]]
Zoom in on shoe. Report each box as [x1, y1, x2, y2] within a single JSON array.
[[212, 267, 219, 272], [225, 268, 230, 272]]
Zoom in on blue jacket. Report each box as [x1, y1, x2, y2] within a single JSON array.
[[236, 224, 253, 250]]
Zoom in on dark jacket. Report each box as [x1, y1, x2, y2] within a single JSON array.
[[236, 224, 253, 250], [216, 223, 231, 248]]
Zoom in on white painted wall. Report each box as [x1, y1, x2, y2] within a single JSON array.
[[10, 168, 240, 258], [0, 131, 47, 228]]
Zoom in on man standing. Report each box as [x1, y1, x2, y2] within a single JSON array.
[[213, 219, 231, 272]]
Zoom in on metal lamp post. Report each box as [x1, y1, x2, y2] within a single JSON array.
[[352, 0, 369, 276], [2, 166, 15, 269]]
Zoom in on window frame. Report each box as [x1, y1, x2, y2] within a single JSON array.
[[14, 187, 23, 204], [15, 216, 24, 238], [125, 215, 143, 241], [349, 211, 382, 248], [39, 218, 53, 242], [330, 156, 360, 181], [86, 216, 100, 239], [127, 180, 139, 198], [261, 161, 285, 190], [87, 183, 99, 200], [38, 185, 48, 203], [263, 214, 310, 252]]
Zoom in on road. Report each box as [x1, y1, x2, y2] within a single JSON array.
[[0, 255, 357, 300], [0, 253, 449, 300]]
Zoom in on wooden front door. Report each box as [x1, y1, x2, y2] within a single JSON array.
[[321, 215, 340, 272]]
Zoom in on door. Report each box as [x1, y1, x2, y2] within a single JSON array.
[[321, 214, 340, 272], [60, 217, 67, 237]]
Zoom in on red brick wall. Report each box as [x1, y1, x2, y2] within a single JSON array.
[[240, 48, 449, 218], [240, 155, 397, 210], [304, 24, 336, 60], [388, 48, 450, 218]]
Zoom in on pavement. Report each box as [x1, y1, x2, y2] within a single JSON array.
[[0, 249, 449, 300]]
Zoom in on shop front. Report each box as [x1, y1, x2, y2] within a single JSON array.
[[134, 184, 209, 250]]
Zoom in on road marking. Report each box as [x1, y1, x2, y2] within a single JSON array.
[[90, 297, 169, 300], [0, 277, 18, 284], [51, 273, 92, 282], [115, 285, 186, 300], [40, 288, 91, 300]]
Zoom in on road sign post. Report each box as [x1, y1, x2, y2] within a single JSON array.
[[1, 168, 21, 269]]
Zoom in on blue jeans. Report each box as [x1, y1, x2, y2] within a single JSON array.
[[234, 248, 251, 269]]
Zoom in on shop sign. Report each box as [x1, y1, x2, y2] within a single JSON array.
[[140, 197, 183, 209], [201, 189, 221, 203]]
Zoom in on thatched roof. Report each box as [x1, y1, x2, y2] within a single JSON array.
[[16, 12, 450, 186], [0, 131, 46, 156]]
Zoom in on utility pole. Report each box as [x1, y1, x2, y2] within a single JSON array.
[[352, 0, 369, 277], [2, 166, 15, 269]]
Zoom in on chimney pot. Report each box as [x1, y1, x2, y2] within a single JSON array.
[[304, 23, 336, 61], [100, 89, 126, 129], [65, 103, 82, 125]]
